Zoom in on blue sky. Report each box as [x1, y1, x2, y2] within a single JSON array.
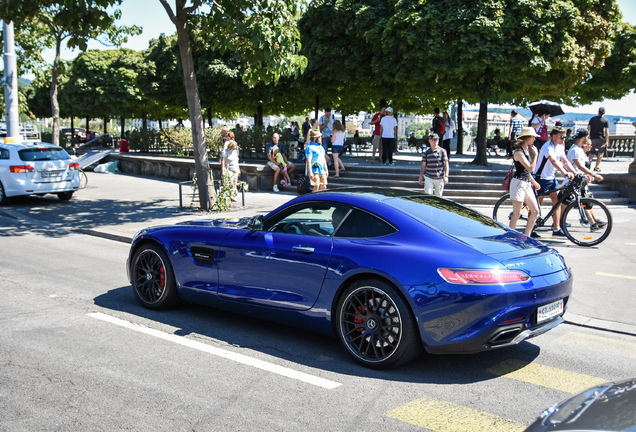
[[43, 0, 636, 117]]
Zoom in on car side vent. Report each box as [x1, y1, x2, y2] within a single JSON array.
[[189, 245, 215, 265]]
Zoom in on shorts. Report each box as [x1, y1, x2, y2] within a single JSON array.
[[536, 177, 559, 196], [372, 134, 382, 150], [267, 161, 280, 171], [510, 177, 535, 202], [331, 145, 343, 154], [310, 173, 327, 187], [590, 138, 607, 154]]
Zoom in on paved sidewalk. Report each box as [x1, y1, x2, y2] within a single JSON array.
[[1, 152, 635, 336]]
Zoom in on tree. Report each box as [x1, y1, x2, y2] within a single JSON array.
[[571, 22, 636, 105], [383, 0, 623, 165], [158, 0, 306, 210], [0, 1, 141, 145]]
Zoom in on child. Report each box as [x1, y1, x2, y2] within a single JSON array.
[[305, 129, 328, 191], [272, 145, 291, 187]]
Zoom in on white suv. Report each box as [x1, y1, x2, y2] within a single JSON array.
[[0, 142, 80, 204]]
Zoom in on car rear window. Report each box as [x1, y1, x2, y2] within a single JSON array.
[[387, 196, 507, 238], [18, 147, 70, 162]]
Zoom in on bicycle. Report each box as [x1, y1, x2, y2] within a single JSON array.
[[493, 173, 612, 246], [79, 168, 88, 189]]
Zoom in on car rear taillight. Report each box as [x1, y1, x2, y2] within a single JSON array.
[[10, 165, 34, 173], [69, 163, 79, 170], [438, 268, 530, 285]]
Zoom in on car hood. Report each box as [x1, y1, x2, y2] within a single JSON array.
[[529, 378, 636, 431], [449, 230, 568, 277]]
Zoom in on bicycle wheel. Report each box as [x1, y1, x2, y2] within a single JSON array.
[[492, 193, 534, 230], [79, 169, 88, 189], [561, 198, 612, 246]]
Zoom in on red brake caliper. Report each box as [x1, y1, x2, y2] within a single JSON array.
[[158, 265, 165, 292], [354, 306, 365, 332]]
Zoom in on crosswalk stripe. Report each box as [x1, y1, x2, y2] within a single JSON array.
[[487, 359, 606, 394], [385, 396, 526, 432], [559, 332, 636, 358]]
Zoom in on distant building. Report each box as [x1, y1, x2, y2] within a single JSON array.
[[611, 118, 636, 135]]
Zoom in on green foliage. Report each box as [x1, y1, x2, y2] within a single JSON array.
[[232, 125, 268, 156], [405, 122, 429, 138], [127, 129, 162, 152]]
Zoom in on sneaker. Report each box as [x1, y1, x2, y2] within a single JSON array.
[[594, 220, 607, 228], [284, 182, 291, 187], [273, 184, 279, 192], [594, 167, 601, 172], [552, 229, 566, 237], [390, 162, 395, 165], [530, 230, 542, 238]]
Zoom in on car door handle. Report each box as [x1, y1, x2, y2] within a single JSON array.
[[292, 245, 315, 254]]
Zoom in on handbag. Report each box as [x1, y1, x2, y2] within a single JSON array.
[[502, 164, 514, 192]]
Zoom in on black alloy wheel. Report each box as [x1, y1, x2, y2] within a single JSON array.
[[336, 279, 421, 369], [131, 244, 180, 309]]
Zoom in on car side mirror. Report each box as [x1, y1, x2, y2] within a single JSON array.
[[248, 215, 263, 232]]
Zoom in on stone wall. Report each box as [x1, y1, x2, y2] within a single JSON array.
[[107, 153, 279, 192]]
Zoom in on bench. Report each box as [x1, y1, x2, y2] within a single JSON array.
[[344, 137, 371, 155]]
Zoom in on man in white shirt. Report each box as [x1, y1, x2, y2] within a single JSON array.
[[533, 126, 576, 237], [379, 106, 398, 165], [565, 129, 607, 230]]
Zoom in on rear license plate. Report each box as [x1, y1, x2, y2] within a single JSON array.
[[537, 299, 564, 323], [41, 170, 63, 178]]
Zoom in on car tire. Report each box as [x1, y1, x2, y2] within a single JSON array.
[[335, 279, 422, 369], [0, 182, 8, 205], [131, 243, 181, 310], [57, 191, 74, 201]]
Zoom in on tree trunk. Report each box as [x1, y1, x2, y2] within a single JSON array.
[[254, 104, 263, 126], [104, 117, 108, 135], [207, 107, 212, 127], [86, 117, 90, 134], [471, 101, 489, 166], [341, 110, 346, 129], [164, 0, 214, 211], [142, 112, 147, 132], [159, 119, 163, 130], [314, 95, 319, 120], [70, 117, 74, 146], [456, 100, 464, 155], [120, 116, 125, 138], [49, 36, 62, 146]]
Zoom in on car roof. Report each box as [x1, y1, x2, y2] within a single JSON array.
[[311, 187, 428, 201], [0, 141, 61, 150]]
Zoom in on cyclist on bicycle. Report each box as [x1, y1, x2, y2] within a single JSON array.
[[563, 129, 607, 231], [533, 126, 576, 237]]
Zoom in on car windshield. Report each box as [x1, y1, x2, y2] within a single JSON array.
[[387, 195, 506, 238], [19, 147, 70, 162]]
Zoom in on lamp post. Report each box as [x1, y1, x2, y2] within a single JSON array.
[[3, 21, 20, 143]]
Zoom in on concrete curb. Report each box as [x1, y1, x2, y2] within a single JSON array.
[[565, 313, 636, 337]]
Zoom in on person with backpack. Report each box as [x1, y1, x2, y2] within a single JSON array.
[[432, 108, 446, 138]]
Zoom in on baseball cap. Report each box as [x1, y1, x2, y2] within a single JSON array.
[[429, 133, 439, 139], [574, 129, 589, 140]]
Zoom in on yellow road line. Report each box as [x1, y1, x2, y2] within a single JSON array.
[[596, 272, 636, 281], [559, 332, 636, 358], [487, 359, 606, 394], [385, 396, 526, 432]]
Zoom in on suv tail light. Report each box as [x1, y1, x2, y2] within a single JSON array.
[[69, 163, 80, 170], [10, 165, 34, 173], [438, 268, 530, 285]]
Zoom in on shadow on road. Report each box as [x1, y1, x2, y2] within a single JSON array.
[[93, 286, 541, 383]]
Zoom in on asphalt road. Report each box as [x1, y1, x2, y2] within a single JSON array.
[[1, 176, 636, 431]]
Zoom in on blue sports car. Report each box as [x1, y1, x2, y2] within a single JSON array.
[[127, 188, 572, 369]]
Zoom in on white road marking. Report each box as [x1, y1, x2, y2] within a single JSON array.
[[87, 312, 341, 389]]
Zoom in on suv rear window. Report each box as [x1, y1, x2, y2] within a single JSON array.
[[19, 147, 70, 162]]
